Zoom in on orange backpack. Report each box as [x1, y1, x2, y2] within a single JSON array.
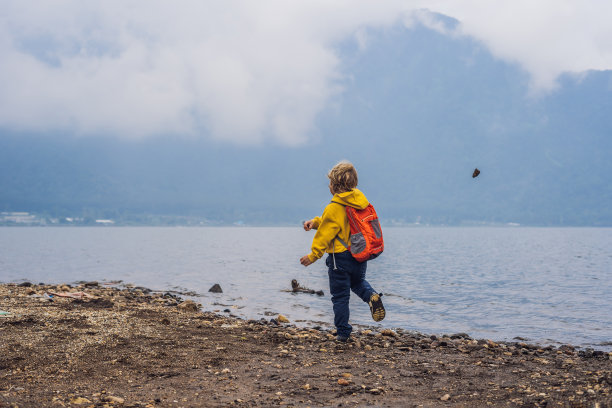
[[336, 203, 384, 262]]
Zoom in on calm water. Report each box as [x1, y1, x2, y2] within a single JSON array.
[[1, 227, 610, 350]]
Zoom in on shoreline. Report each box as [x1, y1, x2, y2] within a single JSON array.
[[5, 279, 610, 353], [1, 282, 611, 407]]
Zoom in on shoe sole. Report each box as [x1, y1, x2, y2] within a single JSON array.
[[369, 293, 385, 322]]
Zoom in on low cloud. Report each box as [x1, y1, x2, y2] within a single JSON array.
[[0, 1, 610, 143], [427, 1, 612, 92]]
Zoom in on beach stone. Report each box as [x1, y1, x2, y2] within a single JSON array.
[[209, 284, 223, 293], [70, 397, 91, 405], [178, 300, 199, 312], [440, 393, 451, 401], [277, 314, 290, 323], [381, 329, 398, 337], [18, 282, 32, 287], [103, 396, 125, 404], [338, 378, 350, 386]]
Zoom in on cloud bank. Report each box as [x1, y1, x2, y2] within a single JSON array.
[[1, 1, 611, 144]]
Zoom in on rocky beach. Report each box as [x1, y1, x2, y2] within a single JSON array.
[[1, 282, 611, 407]]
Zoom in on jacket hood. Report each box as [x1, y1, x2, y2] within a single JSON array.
[[331, 188, 369, 210]]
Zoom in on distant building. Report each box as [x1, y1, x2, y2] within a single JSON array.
[[95, 219, 115, 225], [1, 212, 38, 224]]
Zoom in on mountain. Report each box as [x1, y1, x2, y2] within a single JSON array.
[[1, 23, 611, 225]]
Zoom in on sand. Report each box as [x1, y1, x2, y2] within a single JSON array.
[[1, 283, 611, 407]]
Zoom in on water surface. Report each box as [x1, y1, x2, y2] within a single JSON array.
[[1, 227, 610, 349]]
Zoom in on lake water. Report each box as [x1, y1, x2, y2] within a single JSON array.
[[1, 227, 610, 350]]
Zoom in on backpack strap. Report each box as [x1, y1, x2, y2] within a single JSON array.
[[335, 236, 349, 249]]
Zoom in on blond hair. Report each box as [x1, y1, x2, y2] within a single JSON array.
[[328, 161, 358, 193]]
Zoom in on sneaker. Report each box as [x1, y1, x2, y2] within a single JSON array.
[[369, 293, 386, 322], [336, 335, 349, 342]]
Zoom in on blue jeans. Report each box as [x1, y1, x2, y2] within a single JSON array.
[[326, 251, 375, 338]]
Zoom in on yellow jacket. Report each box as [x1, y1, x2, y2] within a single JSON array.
[[307, 188, 370, 263]]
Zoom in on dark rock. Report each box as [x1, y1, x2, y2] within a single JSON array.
[[209, 284, 223, 293], [579, 348, 595, 358], [18, 282, 32, 287], [132, 286, 151, 293], [291, 279, 324, 296], [451, 333, 470, 339], [223, 309, 231, 313], [83, 281, 99, 288]]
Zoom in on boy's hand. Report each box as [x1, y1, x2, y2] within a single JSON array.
[[303, 220, 315, 231], [300, 255, 314, 266]]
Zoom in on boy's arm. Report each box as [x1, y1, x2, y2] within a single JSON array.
[[305, 205, 342, 263], [303, 216, 322, 231]]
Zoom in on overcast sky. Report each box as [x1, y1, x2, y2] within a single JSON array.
[[1, 1, 611, 144]]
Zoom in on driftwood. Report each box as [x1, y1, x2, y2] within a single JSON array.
[[291, 279, 324, 296]]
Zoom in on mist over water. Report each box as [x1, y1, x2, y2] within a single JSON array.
[[1, 227, 610, 350]]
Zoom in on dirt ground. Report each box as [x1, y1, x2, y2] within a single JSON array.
[[1, 283, 611, 408]]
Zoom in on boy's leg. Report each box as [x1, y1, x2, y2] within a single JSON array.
[[348, 259, 375, 302], [346, 257, 386, 322], [326, 255, 352, 338]]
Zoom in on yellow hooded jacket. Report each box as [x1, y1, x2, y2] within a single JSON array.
[[307, 188, 370, 263]]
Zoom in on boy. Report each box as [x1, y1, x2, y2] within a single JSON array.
[[300, 161, 385, 342]]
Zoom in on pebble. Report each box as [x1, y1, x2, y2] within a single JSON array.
[[381, 329, 398, 337], [440, 394, 451, 401], [70, 397, 92, 405], [104, 395, 125, 404], [277, 315, 290, 323], [338, 378, 350, 386]]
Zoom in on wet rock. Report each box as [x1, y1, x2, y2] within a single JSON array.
[[83, 281, 99, 288], [209, 284, 223, 293], [277, 315, 290, 323], [450, 333, 471, 340], [291, 279, 324, 296], [18, 281, 33, 287], [578, 348, 605, 359]]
